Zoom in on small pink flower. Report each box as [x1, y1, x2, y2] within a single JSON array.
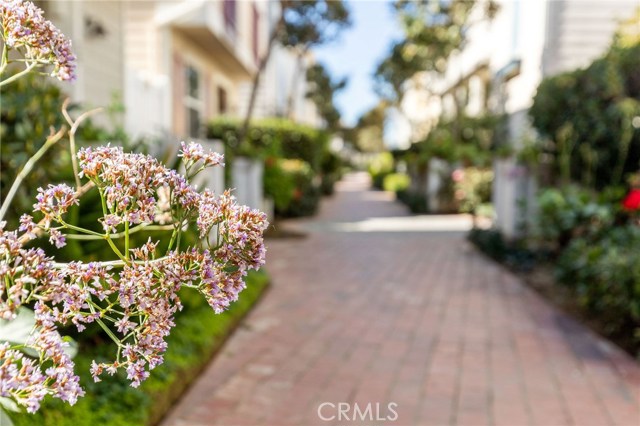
[[452, 169, 465, 182]]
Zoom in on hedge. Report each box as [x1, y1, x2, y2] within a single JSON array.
[[207, 117, 329, 172], [208, 118, 331, 217], [10, 270, 270, 426]]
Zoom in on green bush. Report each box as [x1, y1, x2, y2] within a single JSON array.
[[556, 226, 640, 352], [368, 152, 394, 189], [207, 118, 329, 172], [383, 173, 410, 193], [10, 270, 270, 426], [453, 167, 493, 215], [319, 151, 343, 196], [263, 159, 320, 218], [468, 228, 537, 271], [263, 157, 297, 212], [536, 186, 619, 250], [407, 114, 502, 168], [396, 189, 428, 214], [0, 74, 133, 229], [0, 75, 70, 227], [530, 41, 640, 188]]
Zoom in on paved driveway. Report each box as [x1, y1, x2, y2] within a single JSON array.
[[163, 173, 639, 426]]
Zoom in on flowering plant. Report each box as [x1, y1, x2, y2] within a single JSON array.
[[0, 0, 268, 419], [622, 188, 640, 211]]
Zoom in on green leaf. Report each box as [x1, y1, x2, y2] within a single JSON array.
[[0, 307, 36, 347], [0, 397, 20, 413], [0, 307, 79, 359], [0, 407, 15, 426], [62, 336, 78, 359]]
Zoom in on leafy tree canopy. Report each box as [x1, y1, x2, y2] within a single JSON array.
[[305, 62, 347, 133], [374, 0, 497, 103], [280, 0, 351, 49]]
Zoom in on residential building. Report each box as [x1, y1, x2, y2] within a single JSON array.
[[399, 0, 638, 237], [239, 1, 322, 127], [41, 0, 125, 131], [43, 0, 321, 143]]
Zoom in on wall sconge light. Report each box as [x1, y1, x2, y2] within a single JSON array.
[[85, 16, 107, 39]]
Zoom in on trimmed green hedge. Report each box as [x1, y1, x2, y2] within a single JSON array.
[[264, 158, 320, 217], [208, 118, 332, 217], [10, 270, 270, 426], [383, 173, 410, 193], [207, 117, 329, 172]]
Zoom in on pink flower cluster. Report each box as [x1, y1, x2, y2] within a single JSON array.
[[0, 221, 62, 320], [0, 311, 84, 413], [179, 141, 225, 169], [1, 142, 268, 406], [33, 184, 78, 228], [0, 223, 84, 412], [0, 0, 76, 80]]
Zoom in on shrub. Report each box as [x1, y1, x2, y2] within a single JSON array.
[[368, 152, 394, 189], [396, 189, 428, 214], [452, 167, 493, 215], [468, 228, 537, 271], [263, 157, 297, 213], [264, 159, 320, 218], [383, 173, 410, 193], [319, 151, 343, 195], [207, 118, 329, 172], [536, 186, 618, 250], [556, 226, 640, 351], [530, 41, 640, 189]]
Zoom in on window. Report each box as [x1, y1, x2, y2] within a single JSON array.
[[184, 65, 204, 137], [217, 86, 227, 115], [223, 0, 236, 34]]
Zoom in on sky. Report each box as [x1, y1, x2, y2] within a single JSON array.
[[312, 0, 403, 128]]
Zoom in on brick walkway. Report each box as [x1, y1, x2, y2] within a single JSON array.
[[163, 173, 640, 426]]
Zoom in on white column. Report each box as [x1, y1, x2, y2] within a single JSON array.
[[232, 157, 263, 209]]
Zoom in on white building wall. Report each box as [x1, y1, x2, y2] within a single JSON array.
[[543, 0, 638, 76], [395, 0, 637, 238], [44, 1, 125, 130]]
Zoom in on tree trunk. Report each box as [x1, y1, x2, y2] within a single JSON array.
[[285, 49, 305, 120], [237, 13, 285, 148]]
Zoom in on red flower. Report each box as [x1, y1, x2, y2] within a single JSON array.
[[622, 189, 640, 210]]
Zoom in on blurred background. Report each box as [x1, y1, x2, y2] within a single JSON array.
[[1, 1, 639, 425]]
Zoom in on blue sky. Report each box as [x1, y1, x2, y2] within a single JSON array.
[[312, 1, 403, 127]]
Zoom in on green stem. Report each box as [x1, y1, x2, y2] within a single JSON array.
[[97, 318, 123, 348], [0, 61, 37, 87], [0, 43, 8, 76], [64, 223, 175, 240], [0, 128, 66, 221], [98, 187, 109, 217], [124, 220, 130, 259], [105, 237, 127, 262], [52, 254, 172, 269], [86, 302, 123, 347], [59, 220, 104, 238]]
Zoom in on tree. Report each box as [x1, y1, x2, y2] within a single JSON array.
[[282, 1, 351, 118], [374, 0, 497, 103], [305, 63, 347, 133], [353, 102, 388, 153], [239, 0, 351, 146]]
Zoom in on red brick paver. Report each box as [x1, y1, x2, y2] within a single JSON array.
[[163, 173, 640, 426]]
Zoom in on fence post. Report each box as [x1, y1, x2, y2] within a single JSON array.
[[232, 157, 264, 210]]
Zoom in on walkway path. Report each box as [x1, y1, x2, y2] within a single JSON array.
[[163, 173, 639, 426]]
